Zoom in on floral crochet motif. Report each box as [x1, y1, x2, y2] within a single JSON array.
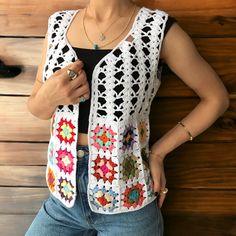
[[90, 185, 119, 212], [92, 155, 117, 183], [120, 125, 137, 151], [91, 124, 117, 152], [123, 183, 145, 209], [57, 118, 76, 144], [58, 177, 74, 203], [47, 167, 55, 192], [56, 148, 74, 174], [121, 154, 140, 181], [138, 121, 147, 144]]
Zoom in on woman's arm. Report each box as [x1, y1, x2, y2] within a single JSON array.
[[27, 32, 57, 120], [150, 22, 230, 160], [27, 31, 89, 120], [149, 22, 230, 207]]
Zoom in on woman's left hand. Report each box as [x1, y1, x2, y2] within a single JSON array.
[[148, 152, 167, 208]]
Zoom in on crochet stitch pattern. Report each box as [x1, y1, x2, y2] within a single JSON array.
[[43, 6, 168, 214]]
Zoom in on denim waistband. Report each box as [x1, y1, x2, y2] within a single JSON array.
[[77, 144, 89, 150]]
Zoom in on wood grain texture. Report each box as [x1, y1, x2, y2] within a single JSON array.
[[0, 187, 235, 215], [150, 98, 236, 142], [1, 164, 236, 190], [0, 96, 235, 142], [0, 166, 46, 186], [163, 215, 236, 236], [1, 0, 235, 235], [0, 187, 49, 214], [0, 96, 50, 141], [0, 38, 235, 97], [0, 215, 36, 236], [164, 142, 236, 168], [0, 1, 236, 37], [1, 142, 235, 168], [0, 142, 48, 165]]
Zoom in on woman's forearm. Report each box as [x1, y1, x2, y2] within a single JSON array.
[[150, 98, 230, 160], [27, 85, 57, 120]]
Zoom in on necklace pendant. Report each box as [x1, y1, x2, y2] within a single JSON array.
[[99, 33, 106, 41], [93, 44, 99, 50]]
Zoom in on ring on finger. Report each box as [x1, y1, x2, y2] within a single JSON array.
[[79, 95, 87, 103], [160, 187, 168, 194], [67, 69, 78, 80]]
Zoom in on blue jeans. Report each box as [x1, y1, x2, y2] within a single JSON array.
[[25, 145, 164, 236]]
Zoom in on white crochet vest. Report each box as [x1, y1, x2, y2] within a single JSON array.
[[43, 6, 168, 214]]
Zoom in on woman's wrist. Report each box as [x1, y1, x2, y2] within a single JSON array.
[[149, 149, 166, 161]]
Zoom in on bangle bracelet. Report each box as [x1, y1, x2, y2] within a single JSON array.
[[178, 121, 193, 141]]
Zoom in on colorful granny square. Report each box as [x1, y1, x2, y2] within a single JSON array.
[[90, 185, 119, 212], [92, 155, 118, 183], [56, 148, 75, 174], [120, 124, 137, 151], [57, 118, 76, 144], [91, 124, 117, 152], [122, 183, 145, 209], [58, 176, 75, 203], [121, 153, 140, 182]]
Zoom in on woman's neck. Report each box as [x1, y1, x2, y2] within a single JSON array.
[[87, 0, 134, 21]]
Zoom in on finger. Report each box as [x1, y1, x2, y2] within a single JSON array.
[[72, 84, 90, 102], [149, 167, 161, 193], [157, 193, 166, 208], [60, 60, 84, 81], [70, 70, 88, 88]]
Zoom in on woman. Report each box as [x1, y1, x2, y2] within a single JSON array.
[[25, 0, 230, 235]]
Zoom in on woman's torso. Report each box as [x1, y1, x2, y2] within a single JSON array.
[[66, 6, 176, 146], [67, 5, 142, 145]]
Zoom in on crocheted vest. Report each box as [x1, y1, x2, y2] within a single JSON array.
[[43, 6, 168, 214]]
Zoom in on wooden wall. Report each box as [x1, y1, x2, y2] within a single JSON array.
[[0, 0, 235, 235]]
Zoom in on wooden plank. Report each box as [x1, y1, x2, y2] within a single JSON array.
[[0, 38, 235, 97], [0, 187, 49, 214], [0, 66, 37, 96], [0, 166, 46, 186], [136, 0, 236, 10], [0, 97, 50, 142], [1, 142, 235, 168], [0, 215, 36, 236], [0, 96, 235, 142], [168, 9, 236, 38], [0, 1, 235, 37], [164, 142, 236, 168], [0, 187, 235, 215], [163, 215, 236, 236], [0, 142, 48, 165], [150, 98, 236, 142], [161, 189, 236, 215], [1, 165, 236, 189], [165, 167, 236, 189]]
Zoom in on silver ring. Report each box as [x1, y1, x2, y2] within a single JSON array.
[[79, 96, 86, 103], [67, 69, 78, 80]]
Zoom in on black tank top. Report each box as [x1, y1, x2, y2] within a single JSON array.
[[72, 16, 177, 133]]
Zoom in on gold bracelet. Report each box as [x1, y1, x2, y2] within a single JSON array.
[[177, 121, 193, 141]]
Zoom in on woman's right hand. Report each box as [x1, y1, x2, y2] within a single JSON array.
[[43, 59, 90, 107]]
